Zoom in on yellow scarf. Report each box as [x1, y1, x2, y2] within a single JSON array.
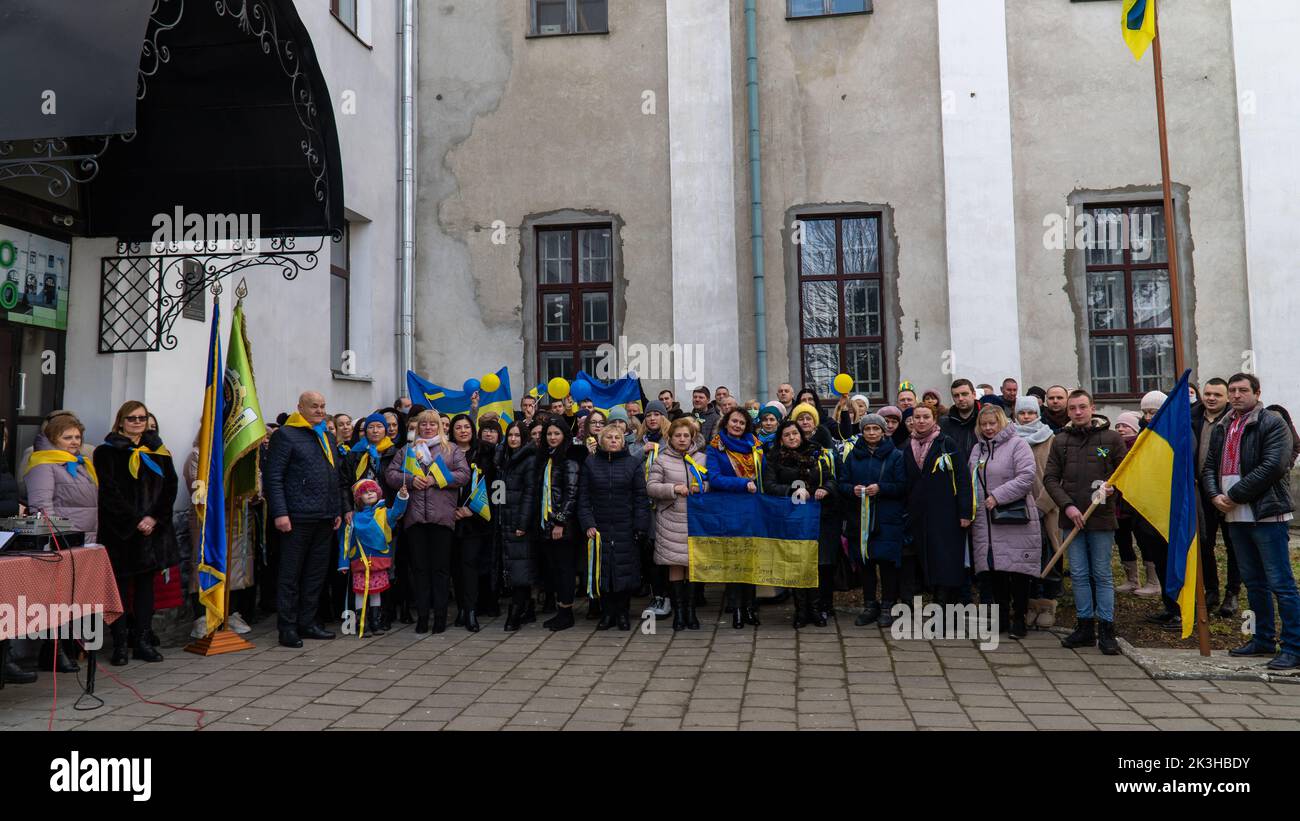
[[128, 443, 171, 479], [286, 411, 334, 467], [353, 437, 394, 480], [25, 450, 98, 485]]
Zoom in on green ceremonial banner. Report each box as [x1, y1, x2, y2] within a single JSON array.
[[222, 299, 268, 499]]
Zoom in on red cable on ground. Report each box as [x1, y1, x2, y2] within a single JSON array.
[[36, 514, 207, 731]]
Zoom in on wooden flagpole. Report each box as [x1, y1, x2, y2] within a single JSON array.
[[1150, 3, 1186, 376], [1153, 6, 1210, 657]]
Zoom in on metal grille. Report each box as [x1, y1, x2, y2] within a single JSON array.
[[98, 236, 326, 354]]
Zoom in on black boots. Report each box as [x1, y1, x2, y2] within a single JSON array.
[[544, 606, 574, 632], [541, 591, 557, 614], [616, 595, 632, 632], [40, 640, 80, 673], [2, 643, 36, 684], [454, 608, 465, 628], [1061, 618, 1096, 649], [596, 597, 616, 631], [464, 610, 481, 633], [855, 600, 881, 627], [503, 605, 522, 632], [132, 634, 163, 663], [793, 589, 820, 629], [671, 581, 688, 632], [1097, 620, 1120, 655], [415, 612, 430, 634], [520, 598, 537, 625], [877, 600, 896, 629], [587, 598, 603, 620], [366, 608, 386, 636], [1218, 593, 1239, 619], [685, 586, 700, 630]]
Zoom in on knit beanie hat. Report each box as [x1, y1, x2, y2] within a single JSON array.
[[1140, 391, 1167, 412], [606, 406, 630, 426], [860, 413, 887, 432], [878, 405, 902, 421], [790, 402, 820, 426], [1014, 396, 1040, 417], [352, 479, 382, 504], [644, 400, 668, 417], [1115, 411, 1142, 434], [758, 401, 785, 422]]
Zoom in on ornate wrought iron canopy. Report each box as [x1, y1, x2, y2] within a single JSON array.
[[99, 235, 327, 353]]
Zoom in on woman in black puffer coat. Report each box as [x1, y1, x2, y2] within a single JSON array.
[[762, 420, 831, 628], [94, 401, 179, 666], [578, 426, 650, 631], [496, 421, 539, 631], [537, 417, 583, 632]]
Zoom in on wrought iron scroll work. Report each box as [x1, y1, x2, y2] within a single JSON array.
[[0, 137, 115, 199], [138, 0, 184, 101], [99, 235, 324, 353], [215, 0, 332, 220]]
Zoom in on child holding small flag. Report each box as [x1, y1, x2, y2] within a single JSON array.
[[338, 479, 407, 637]]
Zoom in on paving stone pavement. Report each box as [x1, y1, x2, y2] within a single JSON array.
[[4, 595, 1300, 731]]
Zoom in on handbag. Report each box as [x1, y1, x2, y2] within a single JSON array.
[[990, 499, 1030, 525]]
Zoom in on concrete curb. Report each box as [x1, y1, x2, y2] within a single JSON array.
[[1044, 626, 1300, 684]]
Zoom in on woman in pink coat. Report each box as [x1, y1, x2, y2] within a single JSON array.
[[968, 404, 1042, 639]]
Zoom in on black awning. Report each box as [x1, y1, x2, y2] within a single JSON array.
[[0, 0, 154, 141], [1, 0, 344, 240], [84, 0, 345, 239]]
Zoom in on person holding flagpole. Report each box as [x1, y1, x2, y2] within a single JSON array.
[[1201, 373, 1300, 670], [385, 409, 470, 634], [94, 401, 179, 665], [264, 391, 348, 648]]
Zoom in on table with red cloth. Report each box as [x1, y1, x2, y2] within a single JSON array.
[[0, 545, 124, 640]]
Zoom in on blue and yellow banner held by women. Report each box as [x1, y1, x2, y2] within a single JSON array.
[[1122, 0, 1157, 61], [687, 493, 819, 588], [407, 367, 513, 429], [1107, 370, 1199, 638], [194, 297, 228, 636]]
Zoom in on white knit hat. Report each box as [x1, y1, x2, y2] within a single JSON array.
[[1140, 391, 1167, 411]]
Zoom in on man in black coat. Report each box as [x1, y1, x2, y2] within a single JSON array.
[[941, 379, 980, 467], [1201, 373, 1300, 670], [264, 391, 347, 647], [1191, 377, 1237, 616]]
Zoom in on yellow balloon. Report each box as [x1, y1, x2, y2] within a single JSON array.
[[548, 377, 571, 399], [481, 373, 501, 393], [833, 373, 853, 395]]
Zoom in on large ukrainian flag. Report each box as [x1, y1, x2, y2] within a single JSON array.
[[687, 493, 819, 588], [194, 296, 227, 636], [1122, 0, 1157, 62], [1108, 370, 1199, 638], [407, 367, 513, 430]]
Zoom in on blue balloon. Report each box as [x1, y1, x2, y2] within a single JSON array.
[[536, 383, 548, 398], [463, 378, 481, 395], [570, 380, 592, 402]]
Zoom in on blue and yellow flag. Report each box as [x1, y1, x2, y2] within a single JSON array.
[[687, 492, 819, 588], [1108, 370, 1199, 638], [407, 367, 513, 430], [194, 296, 227, 636], [572, 370, 644, 414], [1122, 0, 1157, 62], [468, 466, 491, 521], [403, 448, 451, 489]]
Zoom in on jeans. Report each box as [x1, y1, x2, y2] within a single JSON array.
[[1065, 529, 1115, 622], [1226, 522, 1300, 655]]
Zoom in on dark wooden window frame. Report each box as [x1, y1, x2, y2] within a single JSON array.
[[1083, 200, 1175, 401], [535, 224, 614, 382], [796, 211, 888, 407], [527, 0, 610, 38]]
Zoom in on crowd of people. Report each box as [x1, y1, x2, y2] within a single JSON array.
[[3, 369, 1299, 686]]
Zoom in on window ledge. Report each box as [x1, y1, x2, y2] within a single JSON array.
[[525, 30, 610, 40], [331, 14, 373, 50], [331, 371, 374, 384], [786, 11, 872, 21]]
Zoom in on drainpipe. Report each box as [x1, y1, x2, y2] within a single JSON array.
[[397, 0, 417, 395], [744, 0, 768, 400]]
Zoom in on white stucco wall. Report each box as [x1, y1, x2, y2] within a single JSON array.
[[1231, 0, 1300, 415], [936, 0, 1021, 385], [666, 0, 741, 400]]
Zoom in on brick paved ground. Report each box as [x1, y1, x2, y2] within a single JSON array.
[[3, 594, 1299, 731]]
